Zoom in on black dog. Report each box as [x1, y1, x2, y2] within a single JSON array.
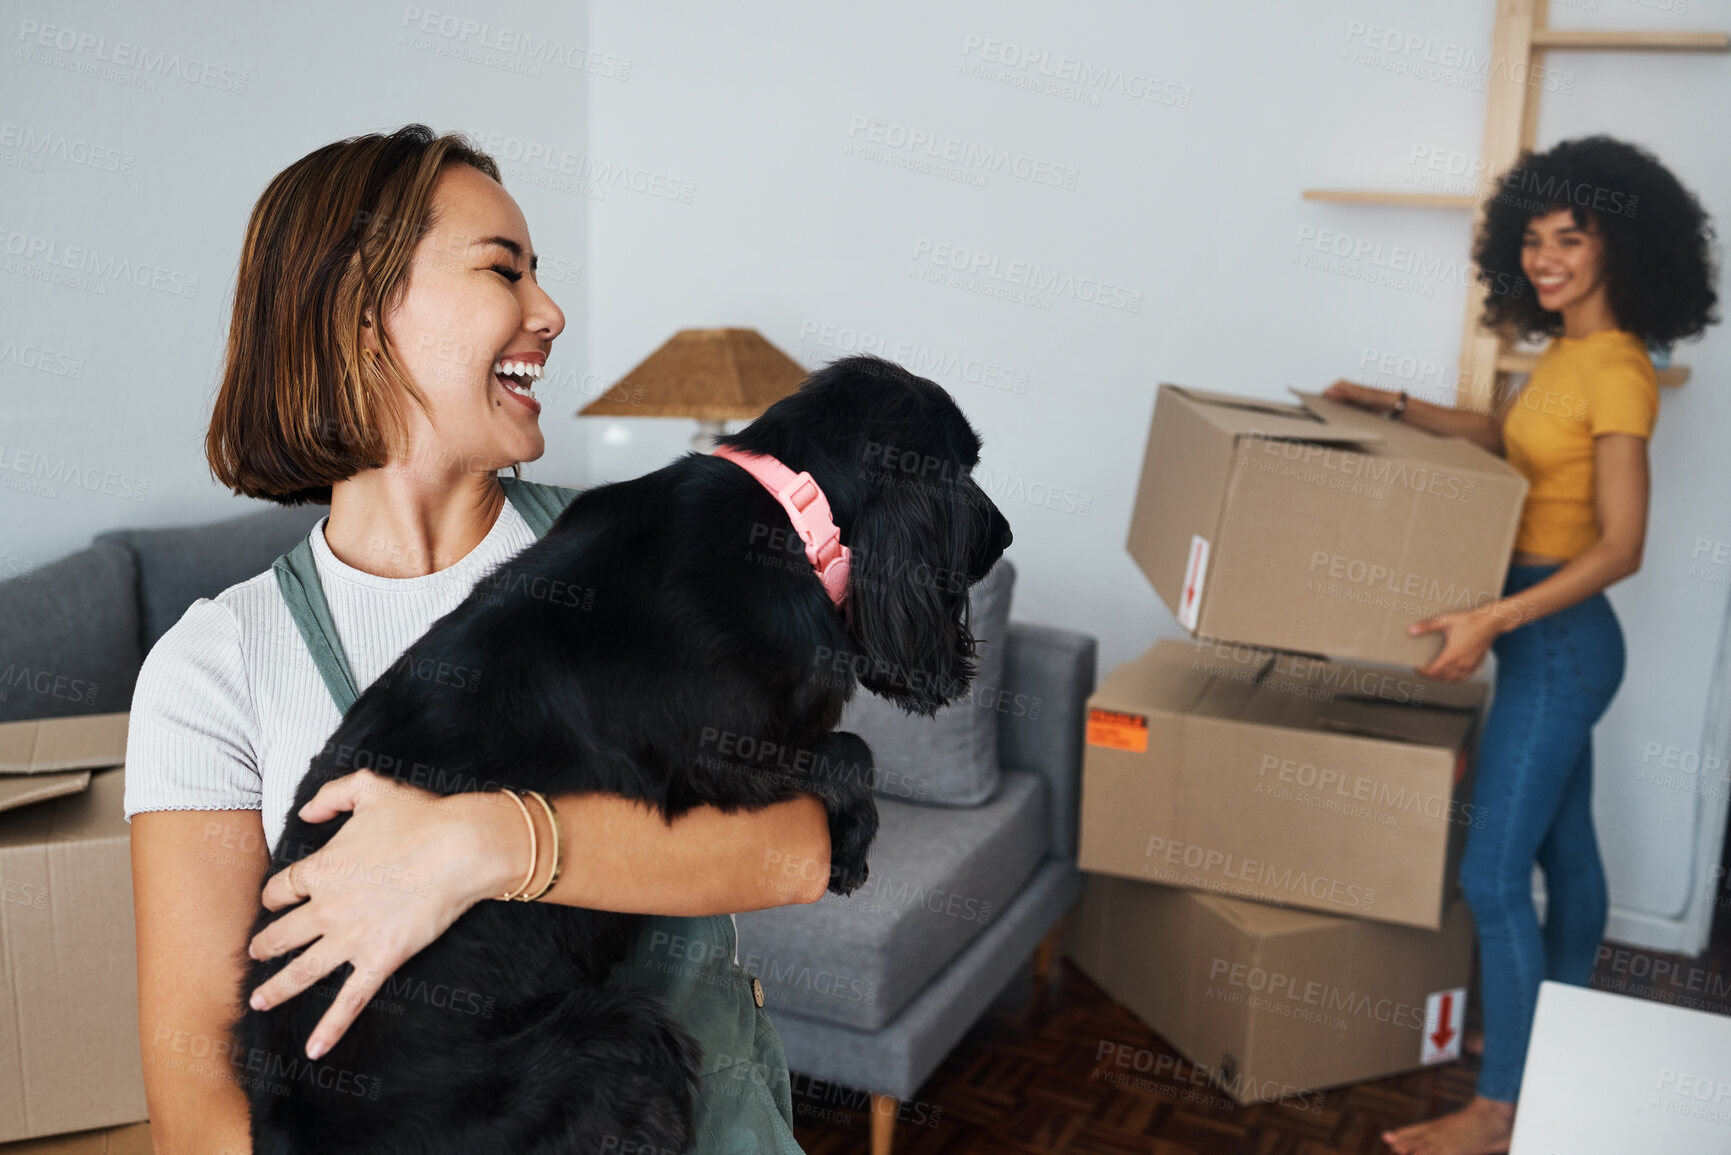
[[238, 355, 1013, 1153]]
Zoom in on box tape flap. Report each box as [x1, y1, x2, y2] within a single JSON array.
[[1167, 384, 1384, 448], [1311, 698, 1475, 750], [1199, 890, 1339, 936], [0, 766, 128, 850], [1287, 387, 1420, 439], [1103, 640, 1226, 716], [0, 712, 129, 774], [1290, 388, 1530, 484], [0, 770, 92, 815], [1180, 642, 1273, 717], [1326, 689, 1484, 713], [1188, 668, 1269, 721]]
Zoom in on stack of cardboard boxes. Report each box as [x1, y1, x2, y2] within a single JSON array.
[[1067, 385, 1529, 1105], [0, 714, 149, 1149]]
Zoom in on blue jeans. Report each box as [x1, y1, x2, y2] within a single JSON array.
[[1460, 564, 1625, 1102]]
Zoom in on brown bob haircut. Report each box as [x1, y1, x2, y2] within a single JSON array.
[[206, 124, 501, 505]]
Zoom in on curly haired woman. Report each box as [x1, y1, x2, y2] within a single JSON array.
[[1326, 135, 1718, 1154]]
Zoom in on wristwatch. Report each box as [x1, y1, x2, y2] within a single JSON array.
[[1386, 390, 1408, 421]]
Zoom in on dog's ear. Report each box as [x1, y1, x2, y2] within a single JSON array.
[[844, 476, 979, 717]]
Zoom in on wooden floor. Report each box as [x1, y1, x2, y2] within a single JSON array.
[[790, 898, 1731, 1154], [5, 905, 1727, 1154]]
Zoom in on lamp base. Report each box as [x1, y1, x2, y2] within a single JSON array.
[[692, 419, 726, 451]]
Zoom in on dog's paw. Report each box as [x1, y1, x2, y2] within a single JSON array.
[[824, 784, 878, 896], [805, 731, 878, 895], [829, 855, 871, 896]]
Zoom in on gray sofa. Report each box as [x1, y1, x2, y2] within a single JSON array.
[[0, 502, 1096, 1152]]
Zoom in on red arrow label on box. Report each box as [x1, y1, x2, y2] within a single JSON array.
[[1178, 534, 1209, 631], [1422, 987, 1466, 1064], [1430, 992, 1455, 1051]]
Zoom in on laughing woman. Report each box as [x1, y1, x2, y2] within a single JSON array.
[[1326, 136, 1717, 1154], [125, 126, 826, 1153]]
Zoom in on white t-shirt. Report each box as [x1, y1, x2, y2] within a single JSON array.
[[124, 501, 537, 853]]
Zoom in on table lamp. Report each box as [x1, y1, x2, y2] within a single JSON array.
[[578, 328, 808, 450]]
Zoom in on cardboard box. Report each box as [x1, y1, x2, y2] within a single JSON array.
[[1079, 638, 1484, 929], [1127, 385, 1526, 666], [0, 1123, 151, 1155], [1065, 873, 1476, 1105], [1510, 981, 1731, 1154], [0, 712, 145, 1145], [0, 714, 129, 775], [0, 772, 91, 816]]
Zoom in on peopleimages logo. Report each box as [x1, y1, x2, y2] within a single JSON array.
[[798, 319, 1031, 396], [1493, 168, 1639, 219], [0, 121, 135, 174], [1306, 550, 1496, 610], [1292, 225, 1525, 299], [1142, 836, 1374, 910], [1248, 435, 1477, 502], [1341, 20, 1573, 94], [957, 35, 1194, 109], [0, 227, 199, 298], [0, 336, 84, 378], [466, 129, 696, 204], [845, 115, 1080, 190], [1257, 753, 1480, 829], [16, 19, 250, 93], [0, 444, 149, 502], [0, 664, 99, 706], [400, 6, 631, 79], [910, 238, 1143, 313], [976, 465, 1093, 517]]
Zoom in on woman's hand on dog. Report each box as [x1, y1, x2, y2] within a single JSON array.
[[245, 769, 525, 1059]]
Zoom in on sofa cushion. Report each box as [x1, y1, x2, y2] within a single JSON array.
[[841, 558, 1015, 806], [733, 767, 1049, 1031], [97, 503, 325, 654], [0, 543, 140, 722]]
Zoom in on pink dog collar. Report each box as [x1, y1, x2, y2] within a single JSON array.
[[712, 445, 852, 606]]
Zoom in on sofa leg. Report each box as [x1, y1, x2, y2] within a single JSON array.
[[1033, 919, 1063, 983], [870, 1093, 897, 1155]]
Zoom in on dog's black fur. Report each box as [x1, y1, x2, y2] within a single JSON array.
[[237, 356, 1013, 1154]]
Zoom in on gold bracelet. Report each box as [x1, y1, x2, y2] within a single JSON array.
[[495, 788, 537, 901], [520, 790, 562, 902]]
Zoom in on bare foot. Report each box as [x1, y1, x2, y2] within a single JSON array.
[[1382, 1096, 1515, 1154]]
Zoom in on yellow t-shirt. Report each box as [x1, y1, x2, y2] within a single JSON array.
[[1501, 329, 1658, 560]]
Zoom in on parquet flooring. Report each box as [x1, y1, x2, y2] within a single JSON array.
[[790, 897, 1731, 1154]]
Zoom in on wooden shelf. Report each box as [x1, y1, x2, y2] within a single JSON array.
[[1497, 350, 1691, 387], [1529, 29, 1730, 51], [1301, 189, 1477, 210], [1300, 1, 1721, 405]]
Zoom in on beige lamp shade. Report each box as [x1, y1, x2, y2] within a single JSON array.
[[579, 328, 808, 421]]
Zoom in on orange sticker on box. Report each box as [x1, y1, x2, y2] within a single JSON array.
[[1087, 708, 1149, 753]]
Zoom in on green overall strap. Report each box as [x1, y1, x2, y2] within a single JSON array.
[[271, 477, 581, 714], [272, 541, 360, 714], [498, 475, 579, 537]]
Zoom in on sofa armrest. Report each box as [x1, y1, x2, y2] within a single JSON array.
[[96, 503, 324, 654], [0, 542, 141, 722], [996, 622, 1097, 862]]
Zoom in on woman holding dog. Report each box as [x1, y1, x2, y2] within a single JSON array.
[[126, 126, 823, 1152], [1326, 136, 1717, 1154]]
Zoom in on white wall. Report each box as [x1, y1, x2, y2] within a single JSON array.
[[6, 0, 1729, 952], [0, 0, 594, 567], [584, 0, 1731, 952]]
